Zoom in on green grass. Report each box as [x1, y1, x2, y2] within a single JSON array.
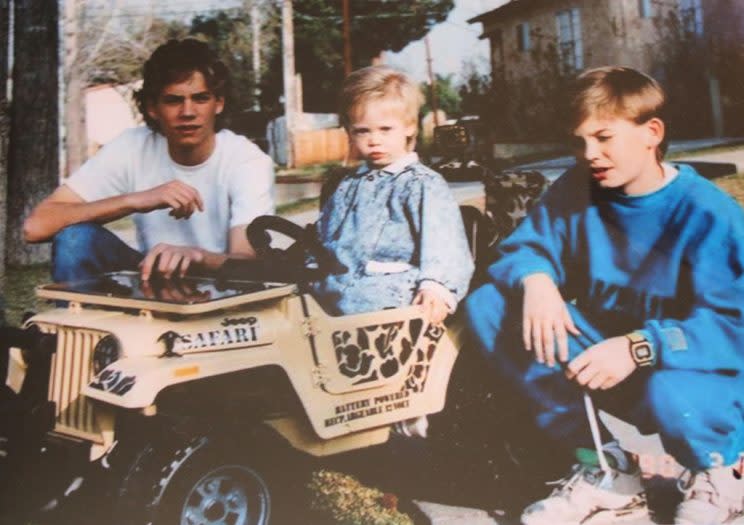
[[276, 162, 343, 182], [1, 263, 50, 325]]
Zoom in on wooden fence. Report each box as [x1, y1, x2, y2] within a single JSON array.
[[293, 127, 349, 167]]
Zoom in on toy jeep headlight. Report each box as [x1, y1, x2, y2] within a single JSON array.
[[93, 335, 121, 374]]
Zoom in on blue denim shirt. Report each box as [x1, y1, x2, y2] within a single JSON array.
[[312, 153, 474, 315]]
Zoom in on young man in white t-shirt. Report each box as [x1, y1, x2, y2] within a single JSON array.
[[24, 39, 275, 282]]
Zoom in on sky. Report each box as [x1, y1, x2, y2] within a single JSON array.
[[386, 0, 508, 83]]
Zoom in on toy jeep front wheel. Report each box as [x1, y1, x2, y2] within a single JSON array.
[[159, 450, 271, 525], [115, 429, 276, 525]]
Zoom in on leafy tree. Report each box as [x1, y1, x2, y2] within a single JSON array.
[[81, 13, 189, 88], [261, 0, 455, 113], [190, 4, 280, 120], [422, 74, 462, 118], [182, 1, 453, 115], [76, 10, 190, 128], [459, 40, 572, 142]]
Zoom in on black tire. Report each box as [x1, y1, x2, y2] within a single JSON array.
[[114, 429, 275, 525], [157, 439, 271, 525]]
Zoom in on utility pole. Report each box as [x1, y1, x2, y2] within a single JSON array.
[[282, 0, 297, 167], [424, 35, 439, 126], [250, 0, 261, 111], [342, 0, 351, 76]]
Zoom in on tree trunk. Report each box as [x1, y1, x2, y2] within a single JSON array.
[[7, 0, 59, 266], [63, 0, 87, 178], [0, 0, 10, 277]]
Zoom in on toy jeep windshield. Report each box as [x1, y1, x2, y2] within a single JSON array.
[[1, 216, 465, 525]]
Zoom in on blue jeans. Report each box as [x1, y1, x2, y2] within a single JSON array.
[[466, 282, 744, 470], [52, 223, 143, 282]]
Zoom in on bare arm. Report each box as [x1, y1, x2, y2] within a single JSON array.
[[23, 181, 204, 243]]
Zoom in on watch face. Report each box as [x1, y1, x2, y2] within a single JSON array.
[[635, 344, 652, 360], [632, 341, 654, 366]]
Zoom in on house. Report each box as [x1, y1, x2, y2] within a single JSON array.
[[85, 83, 141, 156], [468, 0, 744, 138]]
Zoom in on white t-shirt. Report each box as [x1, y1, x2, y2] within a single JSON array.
[[65, 127, 275, 253]]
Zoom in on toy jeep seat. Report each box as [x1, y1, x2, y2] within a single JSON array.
[[483, 169, 551, 246]]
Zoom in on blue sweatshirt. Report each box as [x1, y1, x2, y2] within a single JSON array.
[[489, 163, 744, 373]]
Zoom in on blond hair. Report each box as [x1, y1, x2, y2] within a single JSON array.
[[570, 66, 668, 159], [339, 66, 423, 147]]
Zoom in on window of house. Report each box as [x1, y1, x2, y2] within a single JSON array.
[[679, 0, 703, 35], [516, 22, 531, 52], [639, 0, 653, 18], [488, 28, 505, 75], [556, 8, 583, 71]]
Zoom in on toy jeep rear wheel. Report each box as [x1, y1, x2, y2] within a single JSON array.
[[114, 428, 276, 525]]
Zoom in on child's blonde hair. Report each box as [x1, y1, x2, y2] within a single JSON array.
[[339, 66, 423, 149], [570, 66, 668, 160]]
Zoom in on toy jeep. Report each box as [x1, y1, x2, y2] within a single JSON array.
[[430, 116, 492, 181], [1, 216, 467, 525]]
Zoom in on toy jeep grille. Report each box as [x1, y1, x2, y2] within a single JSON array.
[[36, 323, 106, 443]]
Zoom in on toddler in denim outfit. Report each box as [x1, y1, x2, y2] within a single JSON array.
[[313, 66, 473, 325]]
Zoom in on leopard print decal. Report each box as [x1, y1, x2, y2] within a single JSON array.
[[484, 170, 550, 245], [333, 318, 443, 389], [402, 323, 445, 393]]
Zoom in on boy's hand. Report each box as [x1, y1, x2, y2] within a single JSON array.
[[565, 336, 637, 390], [522, 273, 580, 367], [140, 243, 206, 280], [131, 180, 204, 219], [412, 289, 449, 325]]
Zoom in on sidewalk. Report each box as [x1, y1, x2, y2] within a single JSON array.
[[515, 137, 744, 181]]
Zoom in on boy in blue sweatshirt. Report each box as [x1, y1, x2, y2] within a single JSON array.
[[467, 66, 744, 524]]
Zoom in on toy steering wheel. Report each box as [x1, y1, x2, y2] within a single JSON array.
[[219, 215, 347, 284]]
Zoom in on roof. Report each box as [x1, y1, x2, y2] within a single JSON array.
[[467, 0, 552, 25]]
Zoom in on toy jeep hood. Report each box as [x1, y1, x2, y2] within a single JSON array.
[[35, 271, 297, 314]]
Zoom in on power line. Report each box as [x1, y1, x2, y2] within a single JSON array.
[[78, 7, 245, 21]]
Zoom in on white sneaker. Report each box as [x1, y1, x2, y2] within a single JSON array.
[[675, 465, 744, 525], [521, 462, 648, 525], [391, 416, 428, 438]]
